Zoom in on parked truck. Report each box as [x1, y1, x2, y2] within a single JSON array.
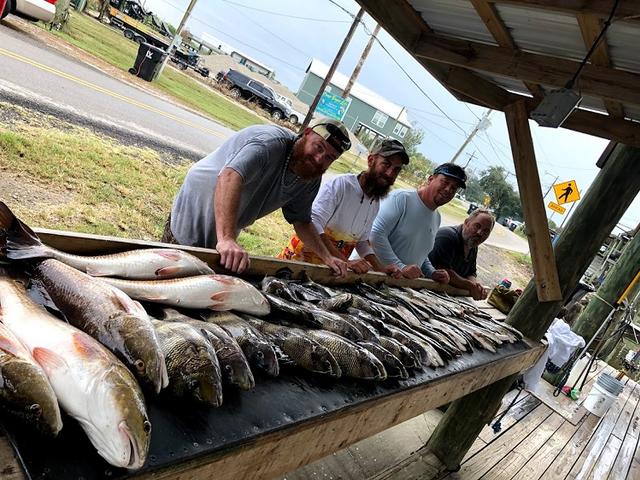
[[107, 0, 172, 49]]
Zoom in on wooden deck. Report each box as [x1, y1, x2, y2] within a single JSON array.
[[284, 360, 640, 480]]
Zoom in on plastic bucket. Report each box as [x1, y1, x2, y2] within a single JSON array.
[[583, 382, 618, 417]]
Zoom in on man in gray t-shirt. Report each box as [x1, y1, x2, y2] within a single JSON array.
[[165, 120, 352, 275]]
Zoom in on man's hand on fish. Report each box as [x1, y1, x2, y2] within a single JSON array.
[[469, 282, 487, 301], [216, 238, 250, 274]]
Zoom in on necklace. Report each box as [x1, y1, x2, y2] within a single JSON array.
[[281, 137, 300, 189]]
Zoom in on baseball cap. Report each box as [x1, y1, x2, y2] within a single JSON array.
[[310, 118, 352, 154], [433, 163, 467, 188], [371, 138, 410, 165]]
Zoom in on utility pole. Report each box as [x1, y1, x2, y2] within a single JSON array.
[[450, 109, 492, 164], [463, 151, 476, 168], [157, 0, 198, 79], [342, 23, 380, 98], [301, 7, 364, 130]]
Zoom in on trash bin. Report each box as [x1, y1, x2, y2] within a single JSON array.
[[128, 43, 167, 82]]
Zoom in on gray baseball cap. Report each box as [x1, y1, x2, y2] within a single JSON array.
[[371, 138, 410, 165], [309, 118, 351, 154]]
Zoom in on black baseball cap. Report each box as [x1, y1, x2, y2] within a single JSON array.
[[310, 118, 351, 154], [433, 163, 467, 188], [371, 138, 410, 165]]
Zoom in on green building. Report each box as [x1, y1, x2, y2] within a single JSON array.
[[297, 59, 411, 143]]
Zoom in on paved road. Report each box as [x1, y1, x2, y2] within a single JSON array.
[[0, 20, 233, 160]]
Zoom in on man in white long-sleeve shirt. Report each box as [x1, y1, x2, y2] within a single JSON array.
[[279, 139, 409, 275], [370, 163, 467, 280]]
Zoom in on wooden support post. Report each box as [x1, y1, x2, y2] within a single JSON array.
[[504, 99, 562, 302], [572, 231, 640, 343], [426, 143, 640, 471]]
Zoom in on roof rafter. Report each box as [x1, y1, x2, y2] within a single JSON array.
[[495, 0, 640, 20], [576, 13, 626, 117], [470, 0, 545, 99], [412, 31, 640, 107]]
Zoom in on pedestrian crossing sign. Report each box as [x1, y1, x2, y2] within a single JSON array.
[[553, 180, 580, 205]]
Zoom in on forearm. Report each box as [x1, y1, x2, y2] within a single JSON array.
[[365, 254, 385, 271], [294, 222, 333, 261], [321, 234, 347, 260], [446, 269, 476, 290], [214, 168, 243, 242]]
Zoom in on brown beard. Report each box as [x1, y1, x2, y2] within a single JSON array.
[[289, 137, 324, 180], [360, 171, 392, 200]]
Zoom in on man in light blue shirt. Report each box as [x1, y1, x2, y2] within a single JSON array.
[[370, 163, 467, 281]]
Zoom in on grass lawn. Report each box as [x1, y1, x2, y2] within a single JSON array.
[[48, 12, 265, 131]]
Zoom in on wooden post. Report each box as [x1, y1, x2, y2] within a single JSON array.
[[301, 8, 364, 130], [426, 143, 640, 471], [572, 231, 640, 343], [504, 99, 562, 302]]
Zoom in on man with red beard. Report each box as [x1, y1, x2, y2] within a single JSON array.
[[371, 163, 467, 280], [279, 139, 408, 276], [163, 119, 351, 275], [428, 208, 495, 299]]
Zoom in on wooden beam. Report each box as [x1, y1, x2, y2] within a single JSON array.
[[33, 228, 469, 294], [576, 13, 626, 117], [495, 0, 640, 20], [469, 0, 546, 98], [413, 32, 640, 106], [504, 99, 562, 302]]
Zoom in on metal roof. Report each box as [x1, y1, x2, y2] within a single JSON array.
[[307, 59, 411, 126], [357, 0, 640, 147]]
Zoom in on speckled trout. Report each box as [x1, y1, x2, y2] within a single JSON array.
[[0, 271, 151, 469]]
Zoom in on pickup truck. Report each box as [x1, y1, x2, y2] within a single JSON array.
[[216, 69, 288, 121]]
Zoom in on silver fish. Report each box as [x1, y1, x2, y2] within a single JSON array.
[[0, 272, 151, 469], [0, 320, 62, 436], [101, 275, 270, 316], [359, 342, 408, 380], [0, 202, 213, 279], [33, 259, 168, 394]]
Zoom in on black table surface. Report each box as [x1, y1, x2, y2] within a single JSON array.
[[3, 339, 530, 480]]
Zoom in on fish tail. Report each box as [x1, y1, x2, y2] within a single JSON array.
[[0, 202, 49, 261]]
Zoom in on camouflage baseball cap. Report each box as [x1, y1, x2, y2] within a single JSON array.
[[310, 118, 351, 154], [371, 138, 410, 165]]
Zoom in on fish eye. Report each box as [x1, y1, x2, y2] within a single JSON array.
[[143, 420, 152, 433], [29, 404, 42, 417], [134, 359, 146, 373], [257, 351, 264, 359], [189, 379, 200, 391]]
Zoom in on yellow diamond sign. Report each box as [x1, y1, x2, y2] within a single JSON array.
[[553, 180, 580, 205]]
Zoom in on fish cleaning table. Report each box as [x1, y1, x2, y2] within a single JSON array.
[[0, 230, 545, 480]]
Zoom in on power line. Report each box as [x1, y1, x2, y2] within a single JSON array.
[[223, 1, 315, 59], [221, 0, 351, 23], [326, 0, 358, 18], [161, 0, 307, 72]]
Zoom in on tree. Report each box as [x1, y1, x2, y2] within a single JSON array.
[[462, 170, 485, 204], [400, 152, 434, 185], [401, 123, 424, 157], [478, 166, 522, 219]]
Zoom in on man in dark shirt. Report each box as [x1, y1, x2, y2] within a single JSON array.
[[428, 208, 495, 300]]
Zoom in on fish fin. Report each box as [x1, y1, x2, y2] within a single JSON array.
[[209, 275, 238, 285], [0, 202, 49, 260], [72, 332, 104, 359], [33, 347, 67, 373], [0, 334, 22, 358], [85, 265, 116, 277], [155, 250, 182, 261], [110, 287, 145, 313], [208, 290, 230, 309], [155, 266, 182, 278]]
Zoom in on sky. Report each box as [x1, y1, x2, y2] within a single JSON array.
[[142, 0, 639, 233]]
